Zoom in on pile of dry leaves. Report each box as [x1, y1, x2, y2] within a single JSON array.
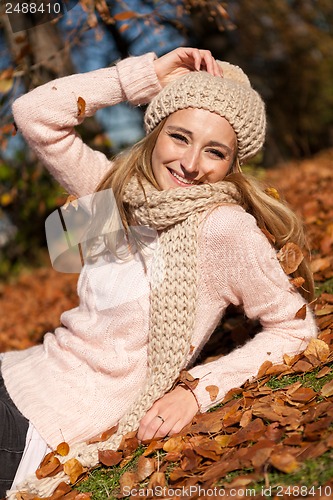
[[1, 149, 333, 499]]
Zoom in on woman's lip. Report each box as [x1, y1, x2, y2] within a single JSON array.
[[167, 168, 198, 187]]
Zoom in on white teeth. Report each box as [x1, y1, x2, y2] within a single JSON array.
[[170, 170, 196, 185]]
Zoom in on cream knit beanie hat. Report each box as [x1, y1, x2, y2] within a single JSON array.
[[144, 61, 266, 164]]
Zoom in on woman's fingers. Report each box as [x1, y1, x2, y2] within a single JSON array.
[[154, 47, 223, 87], [137, 386, 199, 442]]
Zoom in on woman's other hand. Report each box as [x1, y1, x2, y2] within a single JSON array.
[[137, 385, 199, 442], [154, 47, 223, 88]]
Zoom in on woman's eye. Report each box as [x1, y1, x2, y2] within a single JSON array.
[[170, 133, 188, 143], [207, 149, 225, 159]]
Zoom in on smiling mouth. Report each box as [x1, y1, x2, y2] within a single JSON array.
[[168, 168, 198, 185]]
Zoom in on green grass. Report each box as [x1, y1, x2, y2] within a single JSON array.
[[266, 361, 333, 392], [77, 447, 145, 500], [316, 278, 333, 296], [222, 450, 333, 498]]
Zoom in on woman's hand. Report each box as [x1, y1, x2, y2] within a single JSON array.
[[154, 47, 223, 88], [137, 385, 199, 442]]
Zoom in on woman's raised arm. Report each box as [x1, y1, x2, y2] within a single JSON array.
[[12, 52, 161, 197]]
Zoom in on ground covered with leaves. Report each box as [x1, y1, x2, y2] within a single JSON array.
[[1, 149, 333, 499]]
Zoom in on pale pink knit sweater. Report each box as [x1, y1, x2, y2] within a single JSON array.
[[2, 53, 317, 449]]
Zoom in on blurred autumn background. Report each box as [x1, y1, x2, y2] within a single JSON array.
[[1, 1, 333, 496]]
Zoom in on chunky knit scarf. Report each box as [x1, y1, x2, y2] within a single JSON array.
[[8, 177, 241, 499]]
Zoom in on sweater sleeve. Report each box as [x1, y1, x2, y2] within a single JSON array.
[[189, 206, 318, 412], [12, 53, 162, 197]]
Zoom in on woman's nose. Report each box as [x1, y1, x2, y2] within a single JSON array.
[[180, 147, 199, 173]]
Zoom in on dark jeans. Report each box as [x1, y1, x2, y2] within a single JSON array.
[[0, 367, 29, 499]]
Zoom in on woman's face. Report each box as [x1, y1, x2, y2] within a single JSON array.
[[151, 108, 237, 190]]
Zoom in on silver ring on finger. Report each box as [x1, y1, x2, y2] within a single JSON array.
[[156, 415, 165, 423]]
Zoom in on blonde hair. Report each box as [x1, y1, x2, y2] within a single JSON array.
[[92, 124, 314, 301]]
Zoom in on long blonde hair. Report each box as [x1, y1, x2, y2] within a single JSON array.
[[93, 123, 314, 301]]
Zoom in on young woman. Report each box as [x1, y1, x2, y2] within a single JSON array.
[[1, 47, 317, 498]]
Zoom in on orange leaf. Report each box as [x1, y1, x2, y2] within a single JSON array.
[[205, 384, 219, 401], [277, 242, 304, 274], [163, 435, 185, 453], [294, 304, 307, 320], [63, 458, 85, 484], [36, 453, 62, 479], [88, 424, 118, 443], [114, 10, 137, 21], [265, 187, 280, 200], [77, 96, 86, 117], [56, 441, 70, 456], [290, 276, 305, 288], [270, 452, 299, 473], [119, 23, 129, 33], [62, 194, 79, 211]]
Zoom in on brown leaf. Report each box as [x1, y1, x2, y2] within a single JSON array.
[[321, 380, 333, 398], [291, 359, 314, 373], [148, 471, 167, 489], [98, 449, 122, 467], [56, 441, 70, 456], [180, 448, 202, 471], [118, 431, 139, 457], [119, 471, 139, 497], [295, 304, 307, 319], [77, 96, 86, 117], [136, 455, 156, 481], [240, 409, 252, 428], [288, 387, 317, 403], [257, 360, 273, 378], [178, 370, 200, 390], [228, 418, 265, 446], [304, 338, 330, 362], [316, 366, 331, 378], [277, 242, 304, 274], [63, 458, 85, 484], [205, 384, 219, 401], [48, 481, 72, 499], [248, 439, 275, 468], [193, 438, 224, 461]]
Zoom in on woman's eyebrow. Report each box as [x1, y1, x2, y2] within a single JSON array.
[[166, 125, 192, 135]]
